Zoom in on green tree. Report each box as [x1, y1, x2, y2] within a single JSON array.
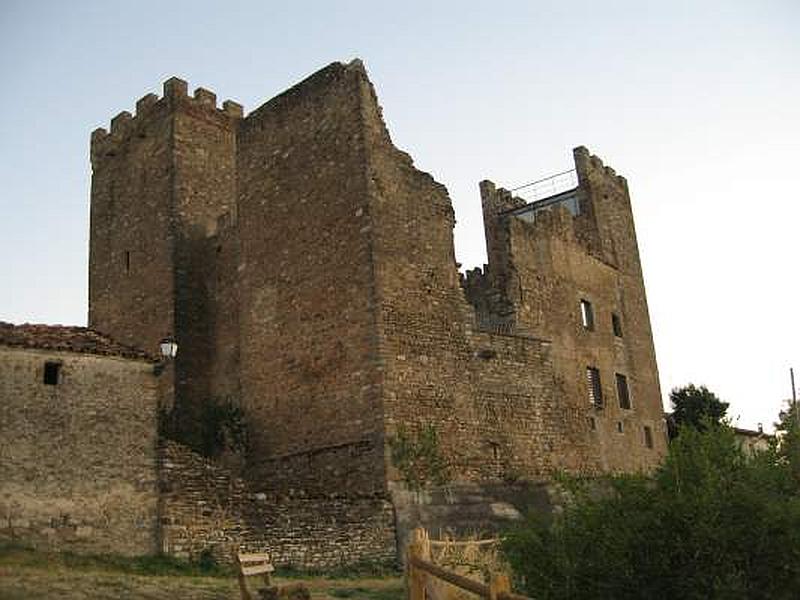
[[502, 423, 800, 600], [668, 384, 729, 438], [776, 400, 800, 486]]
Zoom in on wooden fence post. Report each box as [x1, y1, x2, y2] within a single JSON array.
[[407, 527, 431, 600], [489, 573, 511, 600]]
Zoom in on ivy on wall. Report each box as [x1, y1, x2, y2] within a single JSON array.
[[160, 396, 248, 458], [388, 424, 450, 491]]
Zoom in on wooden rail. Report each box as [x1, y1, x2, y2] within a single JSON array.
[[406, 527, 532, 600], [410, 555, 489, 597], [428, 538, 499, 547]]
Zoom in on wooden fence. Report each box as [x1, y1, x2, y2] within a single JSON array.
[[406, 528, 531, 600]]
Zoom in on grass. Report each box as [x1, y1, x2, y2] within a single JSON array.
[[0, 542, 404, 600], [0, 541, 231, 577]]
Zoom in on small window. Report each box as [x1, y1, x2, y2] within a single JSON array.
[[644, 426, 654, 449], [616, 373, 631, 409], [489, 442, 500, 460], [617, 421, 624, 433], [43, 362, 61, 385], [125, 251, 131, 272], [612, 313, 623, 337], [589, 416, 596, 431], [580, 299, 594, 330], [587, 366, 603, 408]]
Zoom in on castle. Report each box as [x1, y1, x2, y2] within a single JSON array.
[[1, 59, 666, 564]]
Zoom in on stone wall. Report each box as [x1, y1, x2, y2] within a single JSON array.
[[0, 347, 160, 555], [235, 61, 386, 494], [160, 441, 396, 568]]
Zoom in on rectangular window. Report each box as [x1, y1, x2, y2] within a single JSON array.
[[587, 366, 603, 408], [489, 442, 500, 460], [617, 421, 624, 433], [616, 373, 631, 409], [43, 362, 61, 385], [612, 313, 623, 337], [125, 251, 131, 272], [580, 300, 594, 330], [644, 426, 654, 449]]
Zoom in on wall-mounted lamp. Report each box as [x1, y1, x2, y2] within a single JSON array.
[[159, 337, 178, 360], [154, 336, 178, 375]]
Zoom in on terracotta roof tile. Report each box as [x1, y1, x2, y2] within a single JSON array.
[[0, 322, 154, 361]]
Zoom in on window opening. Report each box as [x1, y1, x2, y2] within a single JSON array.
[[580, 299, 594, 330], [644, 426, 654, 448], [43, 362, 61, 385], [617, 421, 624, 433], [125, 251, 130, 272], [490, 442, 500, 460], [589, 416, 596, 431], [612, 313, 623, 337], [616, 373, 631, 409], [587, 366, 603, 408]]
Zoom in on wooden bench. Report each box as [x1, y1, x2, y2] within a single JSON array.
[[235, 551, 275, 600]]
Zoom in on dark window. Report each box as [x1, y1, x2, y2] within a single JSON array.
[[580, 299, 594, 330], [589, 416, 596, 430], [125, 251, 130, 272], [617, 421, 624, 433], [587, 366, 603, 408], [616, 373, 631, 409], [43, 362, 60, 385], [612, 313, 623, 337], [644, 426, 654, 448], [490, 442, 500, 460]]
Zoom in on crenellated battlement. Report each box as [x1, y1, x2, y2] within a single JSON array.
[[573, 146, 628, 190], [90, 77, 244, 165]]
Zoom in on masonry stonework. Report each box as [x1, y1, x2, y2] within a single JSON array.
[[2, 58, 665, 564], [0, 329, 160, 556], [159, 441, 396, 568]]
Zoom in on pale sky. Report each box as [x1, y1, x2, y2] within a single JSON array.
[[1, 1, 798, 431]]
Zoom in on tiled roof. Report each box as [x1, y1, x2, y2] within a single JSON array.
[[733, 427, 771, 439], [0, 322, 154, 361]]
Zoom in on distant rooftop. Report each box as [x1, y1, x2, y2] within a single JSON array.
[[0, 322, 153, 361]]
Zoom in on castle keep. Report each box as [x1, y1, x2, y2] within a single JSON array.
[[2, 59, 666, 564]]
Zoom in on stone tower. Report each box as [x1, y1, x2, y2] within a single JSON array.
[[89, 79, 242, 439]]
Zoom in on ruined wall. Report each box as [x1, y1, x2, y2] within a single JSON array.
[[160, 441, 396, 568], [355, 65, 567, 486], [235, 61, 385, 494], [472, 148, 667, 473], [0, 347, 160, 555]]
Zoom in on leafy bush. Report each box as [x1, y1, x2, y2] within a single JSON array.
[[503, 423, 800, 599]]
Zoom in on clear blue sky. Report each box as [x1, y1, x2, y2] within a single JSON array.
[[1, 0, 798, 430]]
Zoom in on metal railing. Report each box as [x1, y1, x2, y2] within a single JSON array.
[[509, 169, 578, 204]]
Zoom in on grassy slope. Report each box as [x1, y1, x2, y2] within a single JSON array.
[[0, 545, 405, 600]]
